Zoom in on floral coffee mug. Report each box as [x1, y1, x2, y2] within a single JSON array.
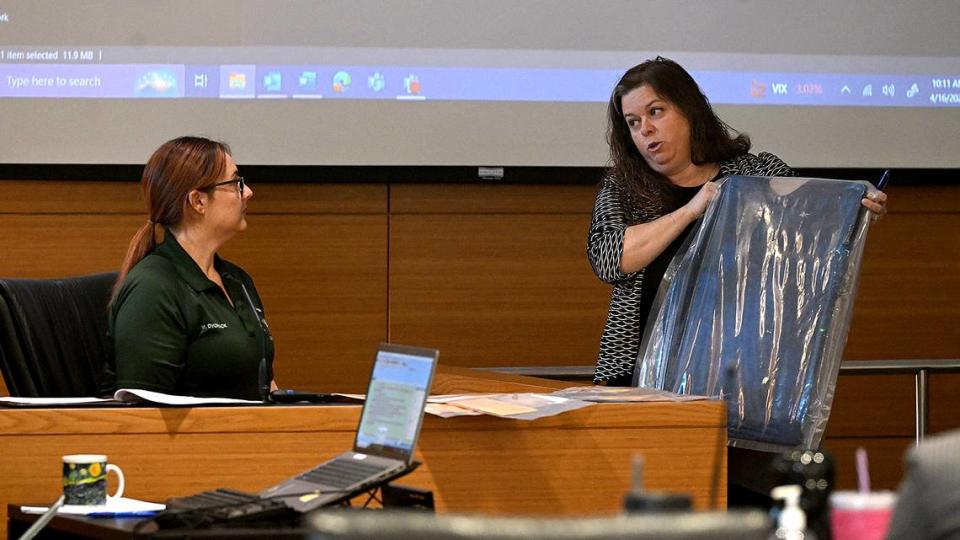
[[62, 454, 125, 506]]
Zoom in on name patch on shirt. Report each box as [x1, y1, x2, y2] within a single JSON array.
[[200, 322, 228, 331]]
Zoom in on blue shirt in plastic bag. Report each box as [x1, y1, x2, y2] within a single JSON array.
[[634, 176, 871, 452]]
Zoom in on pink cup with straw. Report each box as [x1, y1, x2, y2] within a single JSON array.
[[830, 447, 896, 540], [831, 491, 896, 540]]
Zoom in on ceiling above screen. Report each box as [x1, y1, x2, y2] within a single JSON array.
[[0, 1, 958, 168]]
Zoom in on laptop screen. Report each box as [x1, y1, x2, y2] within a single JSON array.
[[353, 343, 438, 462]]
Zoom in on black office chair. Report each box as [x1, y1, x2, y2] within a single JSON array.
[[0, 272, 117, 397]]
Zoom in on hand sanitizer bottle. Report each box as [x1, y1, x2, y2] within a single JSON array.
[[770, 484, 817, 540]]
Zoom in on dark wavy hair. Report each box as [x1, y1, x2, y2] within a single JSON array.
[[607, 57, 750, 210]]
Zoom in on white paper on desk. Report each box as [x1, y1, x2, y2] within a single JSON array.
[[0, 396, 113, 405], [114, 388, 260, 405], [425, 403, 484, 417], [21, 497, 165, 515], [550, 385, 711, 403], [453, 397, 538, 416], [440, 393, 594, 420], [427, 394, 496, 404]]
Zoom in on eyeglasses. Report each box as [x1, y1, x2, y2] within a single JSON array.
[[204, 175, 245, 197]]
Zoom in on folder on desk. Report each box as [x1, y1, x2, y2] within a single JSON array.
[[260, 343, 437, 512]]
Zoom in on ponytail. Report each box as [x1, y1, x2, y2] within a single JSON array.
[[111, 221, 164, 303]]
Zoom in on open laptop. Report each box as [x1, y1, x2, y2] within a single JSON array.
[[260, 343, 438, 512]]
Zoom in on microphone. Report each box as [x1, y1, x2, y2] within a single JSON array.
[[225, 273, 271, 403]]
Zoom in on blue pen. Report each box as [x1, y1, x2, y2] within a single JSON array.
[[875, 169, 891, 191], [87, 510, 159, 519]]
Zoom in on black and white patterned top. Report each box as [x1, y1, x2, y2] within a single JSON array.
[[587, 152, 795, 384]]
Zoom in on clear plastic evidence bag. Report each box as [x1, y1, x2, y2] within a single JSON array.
[[634, 175, 872, 452]]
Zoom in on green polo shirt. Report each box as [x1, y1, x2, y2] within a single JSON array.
[[100, 232, 274, 401]]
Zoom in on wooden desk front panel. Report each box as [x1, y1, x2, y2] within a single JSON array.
[[0, 400, 727, 540]]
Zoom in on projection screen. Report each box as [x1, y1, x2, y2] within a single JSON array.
[[0, 1, 958, 169]]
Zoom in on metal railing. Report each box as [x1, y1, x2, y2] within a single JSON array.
[[479, 358, 960, 445]]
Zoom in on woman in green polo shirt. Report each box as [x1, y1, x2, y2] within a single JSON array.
[[99, 136, 275, 401]]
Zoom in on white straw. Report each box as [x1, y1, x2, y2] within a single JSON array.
[[855, 447, 871, 494]]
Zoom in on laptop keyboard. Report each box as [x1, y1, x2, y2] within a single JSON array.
[[166, 487, 258, 510], [296, 457, 392, 489], [157, 489, 296, 530]]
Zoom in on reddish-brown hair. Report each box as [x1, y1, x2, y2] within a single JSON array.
[[112, 136, 232, 301]]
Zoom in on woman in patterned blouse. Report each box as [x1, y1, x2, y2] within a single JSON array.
[[587, 57, 887, 386]]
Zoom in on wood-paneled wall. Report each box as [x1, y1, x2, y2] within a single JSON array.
[[1, 179, 958, 490], [390, 184, 609, 366]]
